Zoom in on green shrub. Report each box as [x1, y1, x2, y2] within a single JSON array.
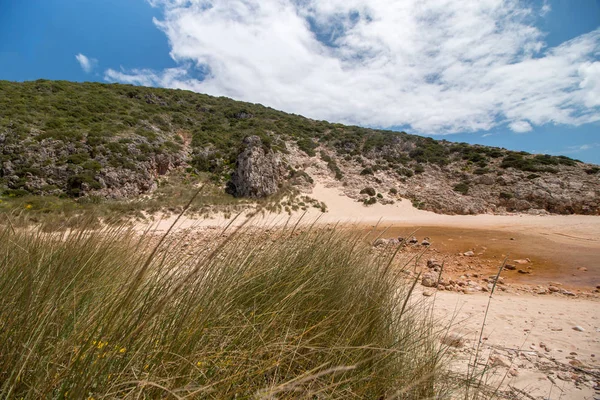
[[360, 187, 376, 197], [320, 151, 344, 180], [360, 167, 374, 175], [501, 152, 565, 173], [363, 196, 377, 205], [397, 167, 414, 177], [67, 152, 90, 164], [499, 192, 513, 200], [453, 182, 469, 195], [389, 188, 398, 195], [473, 168, 489, 175], [585, 167, 600, 175], [296, 138, 318, 156], [414, 164, 425, 174], [67, 174, 101, 197]]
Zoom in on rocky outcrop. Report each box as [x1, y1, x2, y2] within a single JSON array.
[[229, 136, 281, 198], [0, 134, 186, 199]]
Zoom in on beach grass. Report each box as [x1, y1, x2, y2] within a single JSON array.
[[0, 215, 457, 399]]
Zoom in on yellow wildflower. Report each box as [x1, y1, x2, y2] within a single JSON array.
[[25, 204, 32, 209], [119, 347, 126, 353]]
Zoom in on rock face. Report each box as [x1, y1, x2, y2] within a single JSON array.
[[229, 136, 281, 198], [0, 134, 186, 199]]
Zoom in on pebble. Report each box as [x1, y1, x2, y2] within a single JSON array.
[[441, 333, 465, 348], [539, 342, 551, 352], [557, 371, 572, 381], [490, 354, 511, 368], [463, 251, 475, 257], [572, 326, 585, 332], [569, 359, 584, 367]]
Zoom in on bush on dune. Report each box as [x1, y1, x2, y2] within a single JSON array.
[[0, 217, 455, 399]]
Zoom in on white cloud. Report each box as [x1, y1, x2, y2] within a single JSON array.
[[508, 120, 533, 133], [540, 0, 551, 16], [578, 61, 600, 108], [75, 53, 97, 73], [566, 143, 600, 152], [105, 0, 600, 134]]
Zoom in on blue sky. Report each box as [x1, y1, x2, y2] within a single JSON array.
[[1, 0, 599, 164]]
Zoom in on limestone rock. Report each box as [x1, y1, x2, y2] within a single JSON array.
[[229, 136, 282, 198]]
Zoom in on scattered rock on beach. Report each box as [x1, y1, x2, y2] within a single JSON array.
[[463, 251, 475, 257], [539, 342, 551, 352], [441, 333, 465, 348], [373, 238, 400, 247], [427, 259, 442, 269], [490, 354, 511, 368], [373, 238, 388, 247], [421, 272, 438, 288], [572, 326, 585, 332], [504, 264, 516, 270]]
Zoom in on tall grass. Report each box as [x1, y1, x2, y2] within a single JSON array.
[[0, 218, 452, 399]]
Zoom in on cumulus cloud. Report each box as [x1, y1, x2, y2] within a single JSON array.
[[105, 0, 600, 134], [508, 120, 533, 133], [75, 53, 97, 73]]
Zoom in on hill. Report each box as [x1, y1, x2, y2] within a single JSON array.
[[1, 79, 599, 215]]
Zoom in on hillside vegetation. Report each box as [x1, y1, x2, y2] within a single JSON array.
[[1, 80, 599, 215]]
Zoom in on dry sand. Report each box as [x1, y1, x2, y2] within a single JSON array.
[[432, 290, 599, 399], [142, 181, 600, 399]]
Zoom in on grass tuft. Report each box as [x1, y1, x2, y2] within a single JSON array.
[[0, 218, 454, 398]]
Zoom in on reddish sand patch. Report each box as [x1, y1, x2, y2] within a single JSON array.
[[363, 226, 600, 290]]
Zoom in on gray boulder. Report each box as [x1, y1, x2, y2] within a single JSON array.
[[229, 136, 281, 198]]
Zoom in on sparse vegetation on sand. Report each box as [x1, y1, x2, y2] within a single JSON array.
[[0, 216, 464, 399]]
